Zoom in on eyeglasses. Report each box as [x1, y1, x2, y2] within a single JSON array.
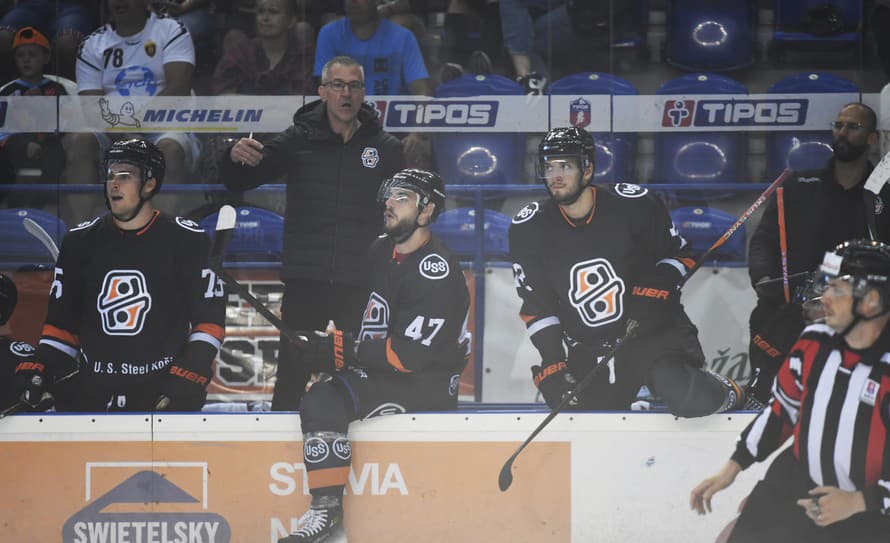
[[322, 80, 364, 92], [830, 121, 864, 132]]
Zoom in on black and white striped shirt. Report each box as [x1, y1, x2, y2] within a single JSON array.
[[732, 323, 890, 515]]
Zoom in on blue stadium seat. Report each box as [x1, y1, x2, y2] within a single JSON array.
[[654, 74, 748, 188], [670, 206, 745, 263], [765, 72, 859, 179], [433, 74, 525, 187], [663, 0, 758, 71], [549, 72, 638, 183], [199, 207, 284, 265], [770, 0, 864, 61], [0, 208, 67, 267], [429, 207, 511, 258]]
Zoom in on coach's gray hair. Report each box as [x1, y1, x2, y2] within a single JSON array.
[[321, 56, 365, 83]]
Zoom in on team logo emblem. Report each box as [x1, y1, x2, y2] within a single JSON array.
[[512, 202, 540, 224], [97, 270, 152, 336], [99, 98, 140, 128], [861, 378, 880, 406], [332, 438, 352, 461], [144, 41, 156, 57], [361, 147, 380, 168], [9, 341, 35, 357], [614, 183, 648, 198], [568, 258, 625, 327], [175, 217, 204, 232], [662, 99, 694, 127], [360, 292, 390, 341], [303, 437, 330, 463], [512, 263, 532, 292], [876, 196, 884, 215], [419, 254, 449, 280], [569, 97, 591, 128]]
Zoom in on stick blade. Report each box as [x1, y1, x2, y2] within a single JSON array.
[[209, 205, 237, 270], [498, 460, 515, 492], [216, 204, 237, 231]]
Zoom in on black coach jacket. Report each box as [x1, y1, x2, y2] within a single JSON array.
[[219, 100, 404, 286]]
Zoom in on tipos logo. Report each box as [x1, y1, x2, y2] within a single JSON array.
[[568, 258, 624, 327], [97, 270, 152, 336], [63, 469, 231, 542]]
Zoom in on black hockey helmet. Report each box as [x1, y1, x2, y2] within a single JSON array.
[[0, 272, 17, 326], [816, 239, 890, 299], [377, 168, 447, 222], [104, 138, 165, 196], [537, 127, 596, 181]]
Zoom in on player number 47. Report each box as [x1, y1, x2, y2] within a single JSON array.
[[404, 316, 445, 346], [201, 269, 225, 298]]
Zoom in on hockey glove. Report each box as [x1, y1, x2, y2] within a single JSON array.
[[626, 265, 682, 333], [300, 329, 357, 373], [517, 72, 548, 96], [748, 303, 805, 403], [156, 363, 211, 411], [531, 361, 578, 409], [13, 360, 55, 410]]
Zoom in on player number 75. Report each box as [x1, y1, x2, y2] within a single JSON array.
[[201, 268, 225, 298]]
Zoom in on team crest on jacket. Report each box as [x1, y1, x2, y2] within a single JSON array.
[[361, 147, 380, 168], [360, 292, 390, 341], [614, 183, 648, 198], [512, 202, 540, 224], [419, 253, 449, 279], [97, 270, 153, 336], [568, 258, 625, 327]]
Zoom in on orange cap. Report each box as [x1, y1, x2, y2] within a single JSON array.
[[13, 27, 50, 50]]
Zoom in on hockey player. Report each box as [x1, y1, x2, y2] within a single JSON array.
[[278, 169, 470, 542], [509, 126, 757, 415], [0, 272, 36, 410], [13, 138, 226, 411], [690, 240, 890, 543]]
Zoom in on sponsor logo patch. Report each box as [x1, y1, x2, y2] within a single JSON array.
[[661, 98, 807, 128], [175, 217, 204, 232], [569, 97, 591, 128], [385, 100, 498, 128], [419, 254, 449, 280], [512, 202, 540, 224], [304, 437, 330, 463], [614, 183, 648, 198], [9, 341, 35, 357], [861, 378, 880, 406], [332, 438, 352, 461]]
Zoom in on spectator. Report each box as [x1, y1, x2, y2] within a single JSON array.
[[63, 0, 200, 194], [314, 0, 432, 96], [0, 0, 97, 82], [691, 240, 890, 543], [499, 0, 639, 92], [218, 55, 404, 411], [0, 27, 68, 207], [746, 103, 890, 404], [277, 169, 469, 543], [212, 0, 315, 96], [12, 139, 226, 412]]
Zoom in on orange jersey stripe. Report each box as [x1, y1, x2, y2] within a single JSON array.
[[192, 323, 225, 341], [520, 313, 536, 324], [42, 324, 80, 347], [307, 467, 350, 490], [678, 257, 696, 270], [386, 338, 412, 373]]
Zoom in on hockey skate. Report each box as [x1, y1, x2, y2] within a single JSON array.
[[278, 503, 345, 543]]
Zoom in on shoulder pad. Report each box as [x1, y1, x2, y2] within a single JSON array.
[[512, 201, 542, 224], [71, 216, 102, 232], [417, 252, 451, 280], [174, 217, 205, 233], [612, 183, 649, 198]]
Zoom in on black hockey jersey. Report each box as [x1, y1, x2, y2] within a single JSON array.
[[34, 212, 226, 389], [509, 183, 695, 361], [356, 234, 470, 374], [1, 337, 35, 409]]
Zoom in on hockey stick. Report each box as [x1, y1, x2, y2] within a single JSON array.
[[863, 149, 890, 241], [498, 320, 639, 492], [777, 187, 791, 303], [22, 217, 60, 261], [208, 205, 309, 349], [683, 169, 791, 282]]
